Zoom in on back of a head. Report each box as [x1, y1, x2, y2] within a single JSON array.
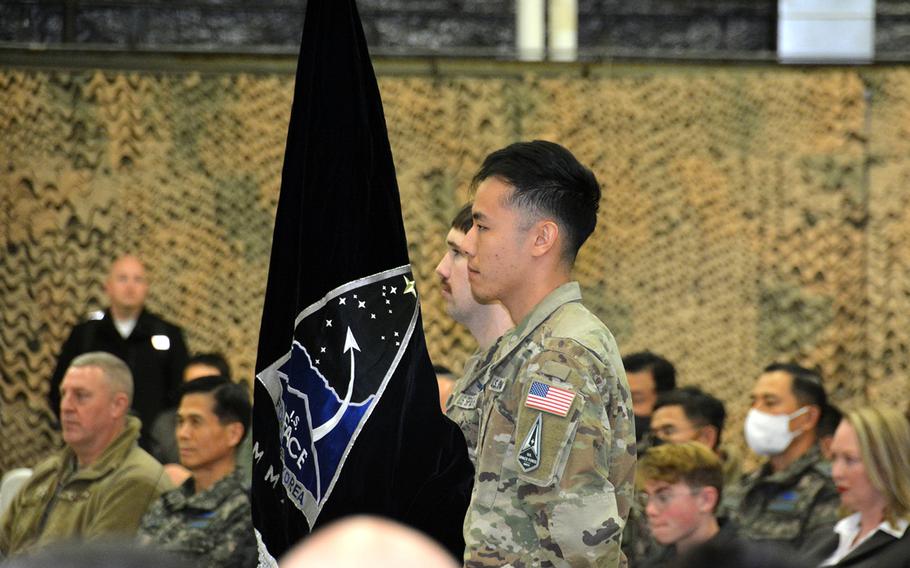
[[281, 516, 459, 568], [653, 386, 726, 445], [185, 352, 232, 381], [636, 441, 724, 508], [622, 351, 677, 393], [472, 140, 600, 263], [68, 351, 134, 406], [179, 375, 252, 441], [845, 406, 910, 521]]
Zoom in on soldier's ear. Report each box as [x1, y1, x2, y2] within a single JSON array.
[[530, 220, 559, 258], [111, 391, 130, 417], [695, 426, 719, 451], [226, 421, 244, 448]]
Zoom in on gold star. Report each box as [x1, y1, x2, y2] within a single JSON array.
[[403, 275, 417, 298]]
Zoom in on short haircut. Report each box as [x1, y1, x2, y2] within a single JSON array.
[[179, 376, 251, 442], [653, 386, 726, 446], [844, 406, 910, 524], [763, 362, 827, 429], [622, 351, 677, 393], [636, 441, 724, 511], [817, 403, 843, 440], [450, 203, 473, 234], [68, 352, 134, 405], [471, 140, 601, 263], [186, 352, 232, 380]]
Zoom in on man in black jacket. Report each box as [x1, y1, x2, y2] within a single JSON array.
[[49, 255, 188, 449]]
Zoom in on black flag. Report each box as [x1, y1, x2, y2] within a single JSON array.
[[250, 0, 474, 564]]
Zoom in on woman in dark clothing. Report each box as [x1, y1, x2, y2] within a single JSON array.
[[801, 406, 910, 567]]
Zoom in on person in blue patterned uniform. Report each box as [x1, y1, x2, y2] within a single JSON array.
[[137, 376, 255, 568]]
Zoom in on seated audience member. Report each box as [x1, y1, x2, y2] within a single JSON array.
[[434, 364, 456, 413], [280, 515, 459, 568], [676, 538, 811, 568], [635, 442, 738, 567], [137, 376, 256, 568], [723, 363, 839, 548], [801, 406, 910, 567], [817, 403, 843, 462], [649, 386, 742, 487], [0, 353, 171, 556], [622, 351, 676, 444], [149, 353, 233, 464]]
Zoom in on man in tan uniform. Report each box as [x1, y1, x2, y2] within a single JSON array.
[[1, 352, 171, 556], [456, 140, 636, 567]]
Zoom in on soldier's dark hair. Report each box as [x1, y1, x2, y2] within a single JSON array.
[[186, 352, 231, 380], [450, 203, 473, 234], [471, 140, 600, 263], [622, 351, 677, 393], [817, 402, 842, 440], [763, 362, 827, 407], [180, 375, 251, 442], [763, 362, 828, 432], [653, 386, 726, 447]]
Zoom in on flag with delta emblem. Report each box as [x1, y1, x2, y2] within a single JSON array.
[[250, 1, 474, 565]]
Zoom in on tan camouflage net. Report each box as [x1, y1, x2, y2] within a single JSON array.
[[2, 63, 909, 475]]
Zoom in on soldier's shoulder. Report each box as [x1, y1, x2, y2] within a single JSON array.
[[545, 303, 620, 361]]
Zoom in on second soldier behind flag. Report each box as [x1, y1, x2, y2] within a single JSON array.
[[456, 140, 636, 567]]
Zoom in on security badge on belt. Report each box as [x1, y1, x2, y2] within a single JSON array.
[[518, 380, 576, 472]]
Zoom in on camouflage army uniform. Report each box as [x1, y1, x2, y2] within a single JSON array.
[[446, 341, 503, 468], [137, 468, 256, 568], [722, 445, 839, 549], [461, 282, 636, 567]]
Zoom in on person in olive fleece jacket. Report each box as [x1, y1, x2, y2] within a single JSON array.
[[0, 352, 171, 557]]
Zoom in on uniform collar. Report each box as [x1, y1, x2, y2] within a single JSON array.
[[494, 282, 581, 359], [66, 416, 143, 482], [757, 444, 825, 485], [165, 468, 246, 512]]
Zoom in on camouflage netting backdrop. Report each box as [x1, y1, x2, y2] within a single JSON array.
[[2, 63, 910, 474]]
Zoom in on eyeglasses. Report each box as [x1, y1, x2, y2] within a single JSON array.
[[650, 424, 696, 439], [639, 487, 700, 511]]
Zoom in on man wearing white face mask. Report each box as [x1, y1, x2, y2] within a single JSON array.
[[722, 363, 839, 549]]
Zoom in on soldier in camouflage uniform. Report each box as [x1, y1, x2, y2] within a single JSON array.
[[457, 141, 636, 567], [138, 376, 256, 568], [722, 363, 839, 549], [436, 203, 513, 466]]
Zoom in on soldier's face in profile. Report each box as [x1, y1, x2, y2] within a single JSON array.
[[461, 178, 534, 306], [60, 366, 122, 452], [105, 256, 149, 313], [435, 228, 479, 325], [176, 392, 240, 472]]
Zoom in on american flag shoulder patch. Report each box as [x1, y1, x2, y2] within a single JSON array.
[[524, 380, 575, 417]]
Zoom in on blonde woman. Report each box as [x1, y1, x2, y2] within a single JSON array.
[[802, 406, 910, 567]]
